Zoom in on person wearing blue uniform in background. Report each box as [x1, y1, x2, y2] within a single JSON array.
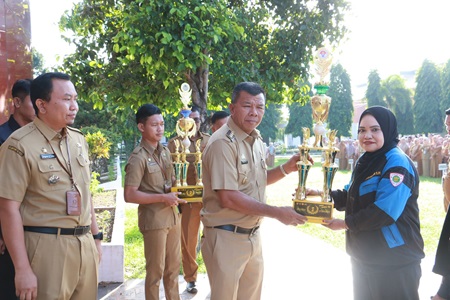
[[309, 106, 424, 300]]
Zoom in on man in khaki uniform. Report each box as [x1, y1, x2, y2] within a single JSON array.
[[167, 106, 209, 294], [0, 78, 35, 300], [201, 82, 307, 300], [210, 110, 229, 133], [124, 104, 186, 300], [0, 72, 102, 300]]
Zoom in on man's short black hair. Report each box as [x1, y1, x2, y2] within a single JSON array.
[[211, 111, 230, 124], [446, 108, 450, 115], [31, 72, 71, 114], [12, 79, 32, 101], [136, 104, 161, 124], [231, 82, 266, 104]]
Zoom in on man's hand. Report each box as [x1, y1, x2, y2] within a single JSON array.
[[95, 239, 103, 263], [164, 192, 187, 207], [322, 218, 346, 231], [275, 206, 307, 226], [15, 268, 38, 300]]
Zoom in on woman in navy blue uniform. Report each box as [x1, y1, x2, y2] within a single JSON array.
[[310, 106, 424, 300]]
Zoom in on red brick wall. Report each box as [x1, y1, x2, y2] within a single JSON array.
[[0, 0, 32, 125]]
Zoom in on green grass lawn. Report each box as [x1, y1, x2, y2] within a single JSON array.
[[123, 156, 446, 279]]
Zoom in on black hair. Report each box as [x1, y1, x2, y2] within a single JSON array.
[[446, 108, 450, 115], [136, 104, 162, 124], [231, 82, 266, 104], [211, 110, 230, 124], [12, 79, 32, 101], [31, 72, 71, 114]]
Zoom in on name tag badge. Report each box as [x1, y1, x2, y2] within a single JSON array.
[[40, 153, 56, 159]]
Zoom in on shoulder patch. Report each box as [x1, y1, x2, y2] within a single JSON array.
[[132, 146, 143, 154], [8, 145, 24, 156], [10, 124, 36, 141], [67, 126, 83, 135], [389, 172, 404, 187], [226, 130, 236, 142]]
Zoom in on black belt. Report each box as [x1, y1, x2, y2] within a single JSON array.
[[211, 224, 259, 235], [24, 226, 91, 236]]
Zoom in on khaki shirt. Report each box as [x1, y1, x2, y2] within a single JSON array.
[[124, 139, 179, 230], [201, 118, 267, 228], [0, 117, 91, 227], [167, 131, 210, 186]]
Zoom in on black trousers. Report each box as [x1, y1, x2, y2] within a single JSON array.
[[0, 248, 18, 300], [437, 276, 450, 298], [352, 258, 421, 300]]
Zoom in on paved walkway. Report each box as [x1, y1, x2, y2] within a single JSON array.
[[98, 157, 441, 299], [98, 216, 441, 300]]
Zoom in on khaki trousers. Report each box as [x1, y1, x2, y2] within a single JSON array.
[[180, 202, 202, 282], [142, 223, 181, 300], [201, 227, 263, 300], [24, 231, 99, 300]]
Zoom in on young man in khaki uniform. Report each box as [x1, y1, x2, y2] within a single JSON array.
[[124, 104, 186, 300], [167, 106, 209, 294], [0, 78, 35, 300], [210, 110, 229, 133], [201, 82, 307, 300], [0, 72, 102, 300]]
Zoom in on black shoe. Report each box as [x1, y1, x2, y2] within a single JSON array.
[[186, 281, 198, 294]]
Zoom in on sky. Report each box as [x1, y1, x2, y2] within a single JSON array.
[[29, 0, 450, 99]]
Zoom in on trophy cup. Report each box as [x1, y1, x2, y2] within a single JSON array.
[[293, 47, 338, 223], [170, 83, 203, 202]]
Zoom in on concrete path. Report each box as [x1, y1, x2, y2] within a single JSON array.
[[99, 216, 441, 299], [98, 157, 441, 299]]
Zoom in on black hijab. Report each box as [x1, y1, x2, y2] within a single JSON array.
[[353, 106, 399, 179]]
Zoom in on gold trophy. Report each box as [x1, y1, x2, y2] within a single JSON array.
[[170, 83, 203, 202], [293, 47, 338, 223]]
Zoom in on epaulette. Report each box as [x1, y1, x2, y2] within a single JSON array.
[[226, 130, 236, 142], [132, 146, 143, 154], [67, 126, 83, 135], [10, 124, 36, 141]]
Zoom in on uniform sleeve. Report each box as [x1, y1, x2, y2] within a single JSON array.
[[0, 139, 31, 202], [347, 155, 415, 231], [204, 139, 239, 191], [124, 153, 146, 187]]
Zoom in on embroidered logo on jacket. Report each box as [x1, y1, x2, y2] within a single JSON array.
[[389, 173, 404, 187]]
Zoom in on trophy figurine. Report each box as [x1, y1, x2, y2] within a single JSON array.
[[170, 83, 203, 202], [292, 47, 338, 223]]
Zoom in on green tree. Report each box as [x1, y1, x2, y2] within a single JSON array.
[[285, 102, 313, 140], [414, 60, 443, 134], [382, 75, 414, 134], [259, 104, 282, 144], [32, 47, 46, 76], [327, 64, 353, 138], [441, 59, 450, 112], [59, 0, 349, 127], [366, 70, 386, 107]]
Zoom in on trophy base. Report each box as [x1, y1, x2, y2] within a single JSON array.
[[293, 196, 333, 223], [171, 186, 203, 202]]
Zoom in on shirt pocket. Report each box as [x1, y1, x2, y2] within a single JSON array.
[[76, 155, 91, 184], [147, 163, 164, 187], [37, 160, 68, 191]]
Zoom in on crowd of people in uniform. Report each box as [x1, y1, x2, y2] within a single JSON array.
[[1, 75, 450, 300]]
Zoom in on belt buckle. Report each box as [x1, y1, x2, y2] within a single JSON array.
[[73, 226, 87, 236], [249, 227, 258, 236]]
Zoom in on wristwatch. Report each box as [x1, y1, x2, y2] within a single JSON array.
[[93, 232, 103, 240]]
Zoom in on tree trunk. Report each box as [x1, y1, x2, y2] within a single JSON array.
[[186, 64, 210, 132]]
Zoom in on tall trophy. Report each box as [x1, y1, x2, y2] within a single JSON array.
[[170, 83, 203, 202], [293, 47, 339, 223]]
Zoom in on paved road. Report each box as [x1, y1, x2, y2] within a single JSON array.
[[99, 216, 440, 299]]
